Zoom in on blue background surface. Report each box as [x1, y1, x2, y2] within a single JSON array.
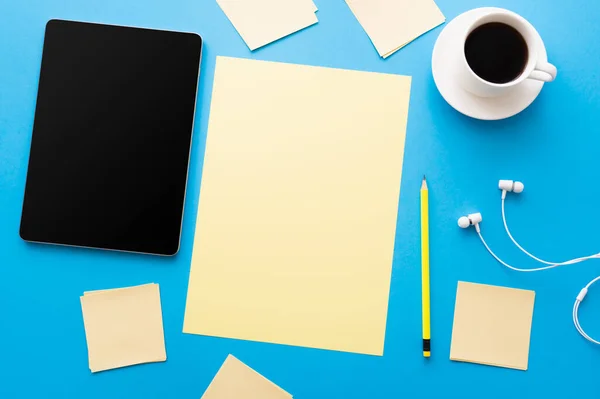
[[1, 0, 599, 397]]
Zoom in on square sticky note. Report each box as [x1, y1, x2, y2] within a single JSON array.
[[201, 355, 292, 399], [346, 0, 445, 58], [80, 283, 166, 372], [217, 0, 318, 50], [450, 281, 535, 370], [183, 56, 411, 355]]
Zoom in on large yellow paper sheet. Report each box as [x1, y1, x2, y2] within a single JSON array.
[[201, 355, 292, 399], [346, 0, 445, 58], [450, 281, 535, 370], [183, 56, 411, 355]]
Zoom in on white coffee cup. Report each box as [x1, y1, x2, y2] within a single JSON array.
[[458, 10, 557, 98]]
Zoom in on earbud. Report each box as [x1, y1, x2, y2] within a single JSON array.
[[499, 180, 524, 199], [458, 212, 482, 232]]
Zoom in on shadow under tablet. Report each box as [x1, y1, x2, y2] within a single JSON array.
[[20, 20, 202, 256]]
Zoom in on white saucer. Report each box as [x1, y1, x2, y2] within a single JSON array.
[[432, 7, 547, 120]]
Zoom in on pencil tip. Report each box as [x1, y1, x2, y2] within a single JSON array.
[[423, 175, 426, 181]]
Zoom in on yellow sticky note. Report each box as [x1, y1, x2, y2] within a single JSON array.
[[345, 0, 445, 58], [382, 43, 408, 59], [82, 283, 156, 296], [450, 281, 536, 370], [217, 0, 318, 50], [80, 283, 166, 373], [201, 355, 292, 399], [183, 56, 411, 356]]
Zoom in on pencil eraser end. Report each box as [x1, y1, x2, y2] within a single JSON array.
[[423, 351, 431, 358]]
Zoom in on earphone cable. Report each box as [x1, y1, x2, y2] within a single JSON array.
[[573, 275, 600, 344], [573, 299, 600, 345], [464, 181, 600, 345], [479, 220, 600, 342], [476, 230, 567, 272], [501, 198, 600, 267]]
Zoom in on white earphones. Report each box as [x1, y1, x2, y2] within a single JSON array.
[[498, 179, 524, 197], [457, 212, 482, 231], [459, 180, 600, 345]]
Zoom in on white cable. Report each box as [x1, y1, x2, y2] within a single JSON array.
[[573, 302, 598, 344], [502, 198, 558, 264], [501, 197, 600, 267], [476, 230, 573, 272], [573, 276, 600, 345], [471, 185, 600, 345]]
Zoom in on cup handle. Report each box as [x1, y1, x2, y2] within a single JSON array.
[[528, 61, 557, 82]]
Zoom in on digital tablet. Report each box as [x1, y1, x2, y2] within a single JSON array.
[[20, 20, 202, 256]]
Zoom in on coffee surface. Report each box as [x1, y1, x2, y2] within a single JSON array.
[[464, 22, 528, 84]]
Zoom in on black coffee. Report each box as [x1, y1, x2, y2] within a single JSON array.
[[464, 22, 528, 84]]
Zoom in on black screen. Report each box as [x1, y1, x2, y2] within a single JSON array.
[[20, 20, 202, 255]]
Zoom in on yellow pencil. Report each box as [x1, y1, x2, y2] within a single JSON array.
[[421, 175, 431, 357]]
